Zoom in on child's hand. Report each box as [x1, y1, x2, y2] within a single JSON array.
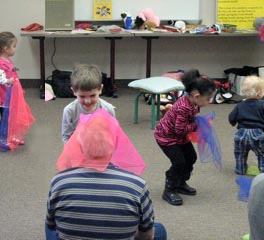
[[6, 77, 14, 85]]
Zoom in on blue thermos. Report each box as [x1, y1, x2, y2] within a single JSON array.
[[125, 16, 132, 30]]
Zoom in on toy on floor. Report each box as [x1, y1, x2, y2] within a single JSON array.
[[242, 233, 250, 240], [160, 103, 172, 117], [212, 79, 233, 104], [145, 92, 174, 105], [246, 165, 261, 176]]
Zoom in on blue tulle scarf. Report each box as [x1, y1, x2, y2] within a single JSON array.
[[195, 112, 222, 170]]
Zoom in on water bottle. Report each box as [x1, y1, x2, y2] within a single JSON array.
[[125, 16, 133, 30]]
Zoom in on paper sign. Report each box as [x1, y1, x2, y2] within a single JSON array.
[[93, 0, 112, 20], [217, 0, 264, 30]]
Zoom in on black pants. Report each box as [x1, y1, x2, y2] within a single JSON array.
[[158, 142, 197, 189]]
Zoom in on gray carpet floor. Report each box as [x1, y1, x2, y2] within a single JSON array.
[[0, 87, 254, 240]]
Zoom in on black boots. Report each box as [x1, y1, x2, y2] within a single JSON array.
[[162, 189, 183, 205], [162, 178, 196, 205], [163, 178, 183, 205], [176, 182, 197, 196]]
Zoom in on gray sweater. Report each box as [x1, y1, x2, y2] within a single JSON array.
[[62, 98, 116, 144], [248, 173, 264, 240]]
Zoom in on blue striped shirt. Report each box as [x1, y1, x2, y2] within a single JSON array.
[[46, 164, 154, 240]]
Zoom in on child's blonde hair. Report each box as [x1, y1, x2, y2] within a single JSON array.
[[0, 32, 16, 53], [241, 75, 264, 98], [71, 64, 102, 91]]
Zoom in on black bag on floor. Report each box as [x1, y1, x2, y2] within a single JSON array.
[[224, 65, 259, 76], [50, 70, 115, 98], [52, 70, 75, 98], [101, 72, 115, 97]]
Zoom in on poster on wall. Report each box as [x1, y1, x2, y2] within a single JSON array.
[[93, 0, 112, 20], [217, 0, 264, 30]]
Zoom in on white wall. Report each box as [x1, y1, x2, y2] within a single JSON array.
[[1, 0, 45, 80], [1, 0, 264, 80], [75, 0, 201, 21]]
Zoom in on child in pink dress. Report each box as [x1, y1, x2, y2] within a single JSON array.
[[0, 32, 35, 151]]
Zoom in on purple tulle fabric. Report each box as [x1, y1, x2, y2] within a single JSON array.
[[195, 112, 222, 170]]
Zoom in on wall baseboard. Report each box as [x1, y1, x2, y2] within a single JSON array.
[[20, 79, 40, 88], [20, 78, 131, 89], [115, 79, 134, 88], [20, 78, 227, 89]]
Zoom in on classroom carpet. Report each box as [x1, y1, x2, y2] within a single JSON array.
[[0, 87, 253, 240]]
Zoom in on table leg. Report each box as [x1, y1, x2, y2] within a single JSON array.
[[156, 94, 160, 120], [33, 36, 45, 99], [151, 94, 156, 129], [142, 37, 159, 78], [146, 38, 152, 78], [134, 92, 143, 124], [105, 37, 122, 98], [110, 38, 116, 92]]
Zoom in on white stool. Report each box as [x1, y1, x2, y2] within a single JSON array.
[[128, 77, 185, 129]]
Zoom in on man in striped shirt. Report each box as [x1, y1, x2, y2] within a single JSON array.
[[46, 165, 156, 240], [46, 110, 166, 240]]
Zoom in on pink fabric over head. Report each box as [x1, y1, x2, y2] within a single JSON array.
[[56, 109, 146, 175]]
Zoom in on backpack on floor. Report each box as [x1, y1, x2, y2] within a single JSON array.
[[51, 70, 75, 98]]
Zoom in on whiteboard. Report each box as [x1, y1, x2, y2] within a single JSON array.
[[75, 0, 201, 21]]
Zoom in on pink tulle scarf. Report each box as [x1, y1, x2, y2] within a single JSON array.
[[7, 79, 35, 150], [56, 109, 146, 175]]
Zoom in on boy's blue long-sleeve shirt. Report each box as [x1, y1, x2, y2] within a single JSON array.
[[228, 99, 264, 129]]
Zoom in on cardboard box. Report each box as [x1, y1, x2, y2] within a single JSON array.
[[259, 67, 264, 79], [228, 73, 245, 95], [228, 73, 236, 92], [234, 75, 245, 96]]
